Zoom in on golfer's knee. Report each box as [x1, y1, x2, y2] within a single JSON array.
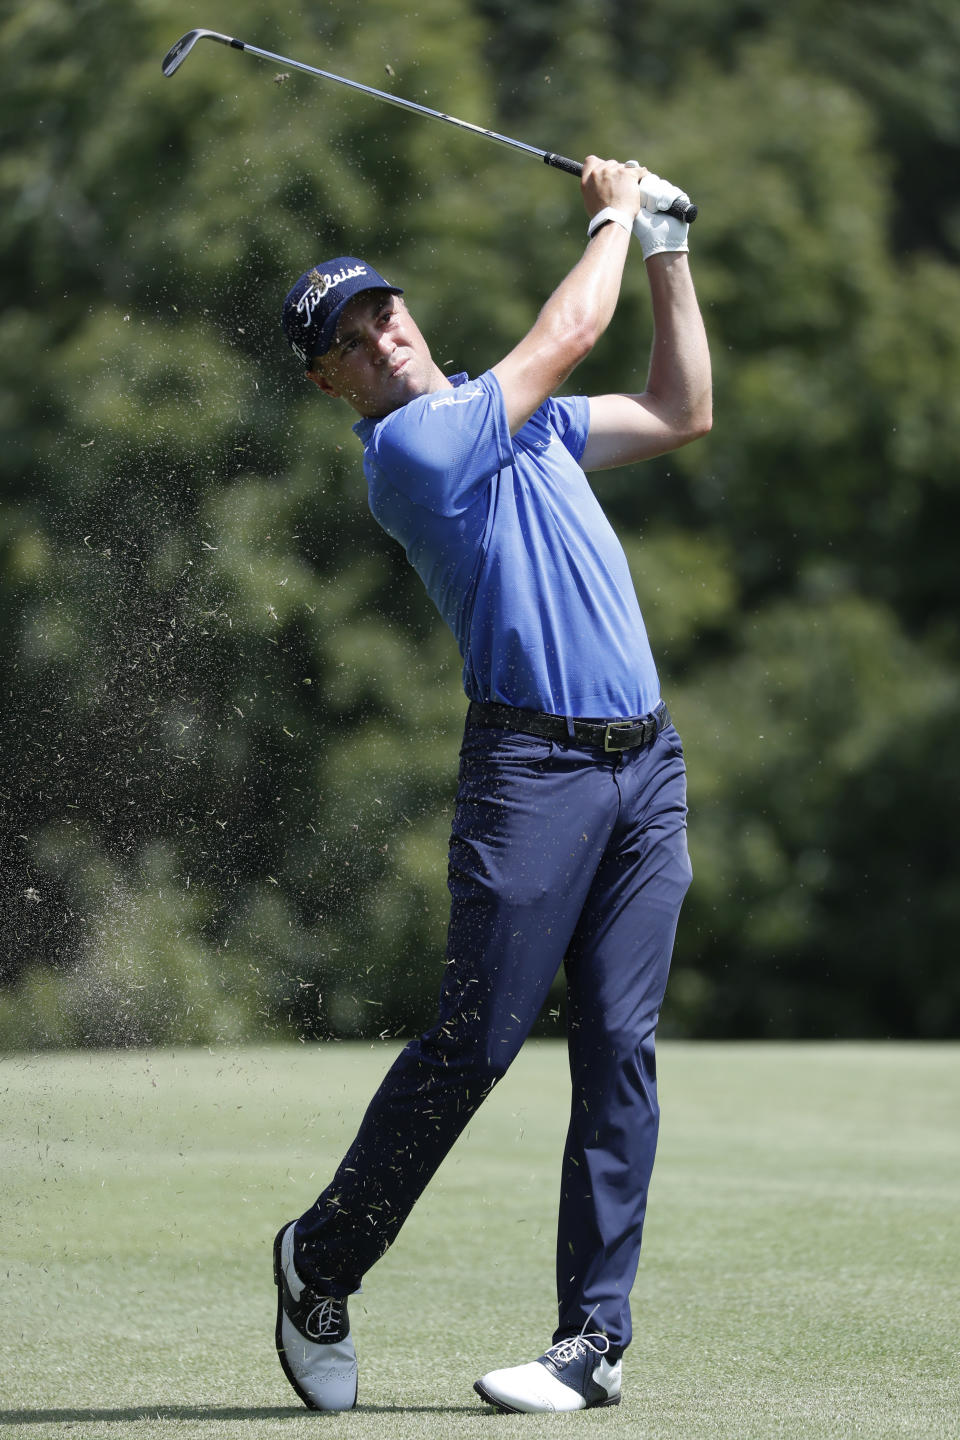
[[422, 1019, 520, 1086]]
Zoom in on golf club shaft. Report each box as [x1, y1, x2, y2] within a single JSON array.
[[162, 30, 698, 223]]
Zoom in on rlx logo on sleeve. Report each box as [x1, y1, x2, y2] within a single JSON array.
[[429, 388, 483, 411]]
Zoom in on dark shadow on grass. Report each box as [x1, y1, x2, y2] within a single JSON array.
[[0, 1404, 487, 1424]]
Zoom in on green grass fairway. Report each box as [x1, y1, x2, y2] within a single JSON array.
[[2, 1043, 957, 1439]]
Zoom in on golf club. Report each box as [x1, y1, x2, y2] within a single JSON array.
[[161, 29, 698, 224]]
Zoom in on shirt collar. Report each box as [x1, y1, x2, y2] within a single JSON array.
[[352, 371, 469, 444]]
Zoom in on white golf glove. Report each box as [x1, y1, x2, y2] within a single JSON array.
[[632, 206, 689, 259], [625, 163, 691, 260]]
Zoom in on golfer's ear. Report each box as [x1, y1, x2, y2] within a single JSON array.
[[308, 368, 339, 398]]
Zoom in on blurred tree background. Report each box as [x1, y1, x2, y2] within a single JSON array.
[[1, 0, 958, 1048]]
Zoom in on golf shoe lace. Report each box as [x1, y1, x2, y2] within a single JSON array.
[[545, 1331, 609, 1365], [304, 1295, 346, 1341]]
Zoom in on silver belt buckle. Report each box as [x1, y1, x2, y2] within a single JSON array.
[[604, 720, 638, 753]]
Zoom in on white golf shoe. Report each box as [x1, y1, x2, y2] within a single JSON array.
[[475, 1331, 622, 1412], [273, 1223, 358, 1411]]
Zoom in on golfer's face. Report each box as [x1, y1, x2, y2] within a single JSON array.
[[315, 291, 433, 417]]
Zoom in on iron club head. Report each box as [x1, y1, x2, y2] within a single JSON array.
[[161, 29, 238, 78]]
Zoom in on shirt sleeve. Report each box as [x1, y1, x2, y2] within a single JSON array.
[[364, 372, 513, 517], [543, 394, 591, 463]]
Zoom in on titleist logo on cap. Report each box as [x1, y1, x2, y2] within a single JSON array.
[[296, 264, 369, 323], [282, 256, 402, 365]]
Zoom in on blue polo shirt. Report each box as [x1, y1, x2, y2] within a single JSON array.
[[353, 370, 660, 719]]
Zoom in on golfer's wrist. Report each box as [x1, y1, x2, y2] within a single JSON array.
[[587, 207, 634, 240]]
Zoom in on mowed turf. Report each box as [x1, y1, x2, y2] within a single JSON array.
[[1, 1042, 957, 1439]]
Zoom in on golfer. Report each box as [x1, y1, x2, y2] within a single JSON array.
[[275, 155, 711, 1414]]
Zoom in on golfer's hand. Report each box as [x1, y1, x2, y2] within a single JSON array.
[[581, 155, 648, 224], [631, 170, 691, 216]]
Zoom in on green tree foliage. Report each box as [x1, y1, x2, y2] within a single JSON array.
[[1, 0, 957, 1045]]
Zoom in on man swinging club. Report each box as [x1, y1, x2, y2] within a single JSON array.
[[276, 154, 712, 1413]]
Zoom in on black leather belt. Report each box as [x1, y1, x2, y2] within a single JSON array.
[[467, 699, 670, 753]]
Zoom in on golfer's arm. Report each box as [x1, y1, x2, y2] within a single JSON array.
[[581, 253, 712, 471], [491, 222, 631, 436]]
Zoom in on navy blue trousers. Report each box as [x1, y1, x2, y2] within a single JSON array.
[[294, 716, 692, 1350]]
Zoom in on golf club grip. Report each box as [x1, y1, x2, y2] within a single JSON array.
[[543, 152, 698, 224]]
